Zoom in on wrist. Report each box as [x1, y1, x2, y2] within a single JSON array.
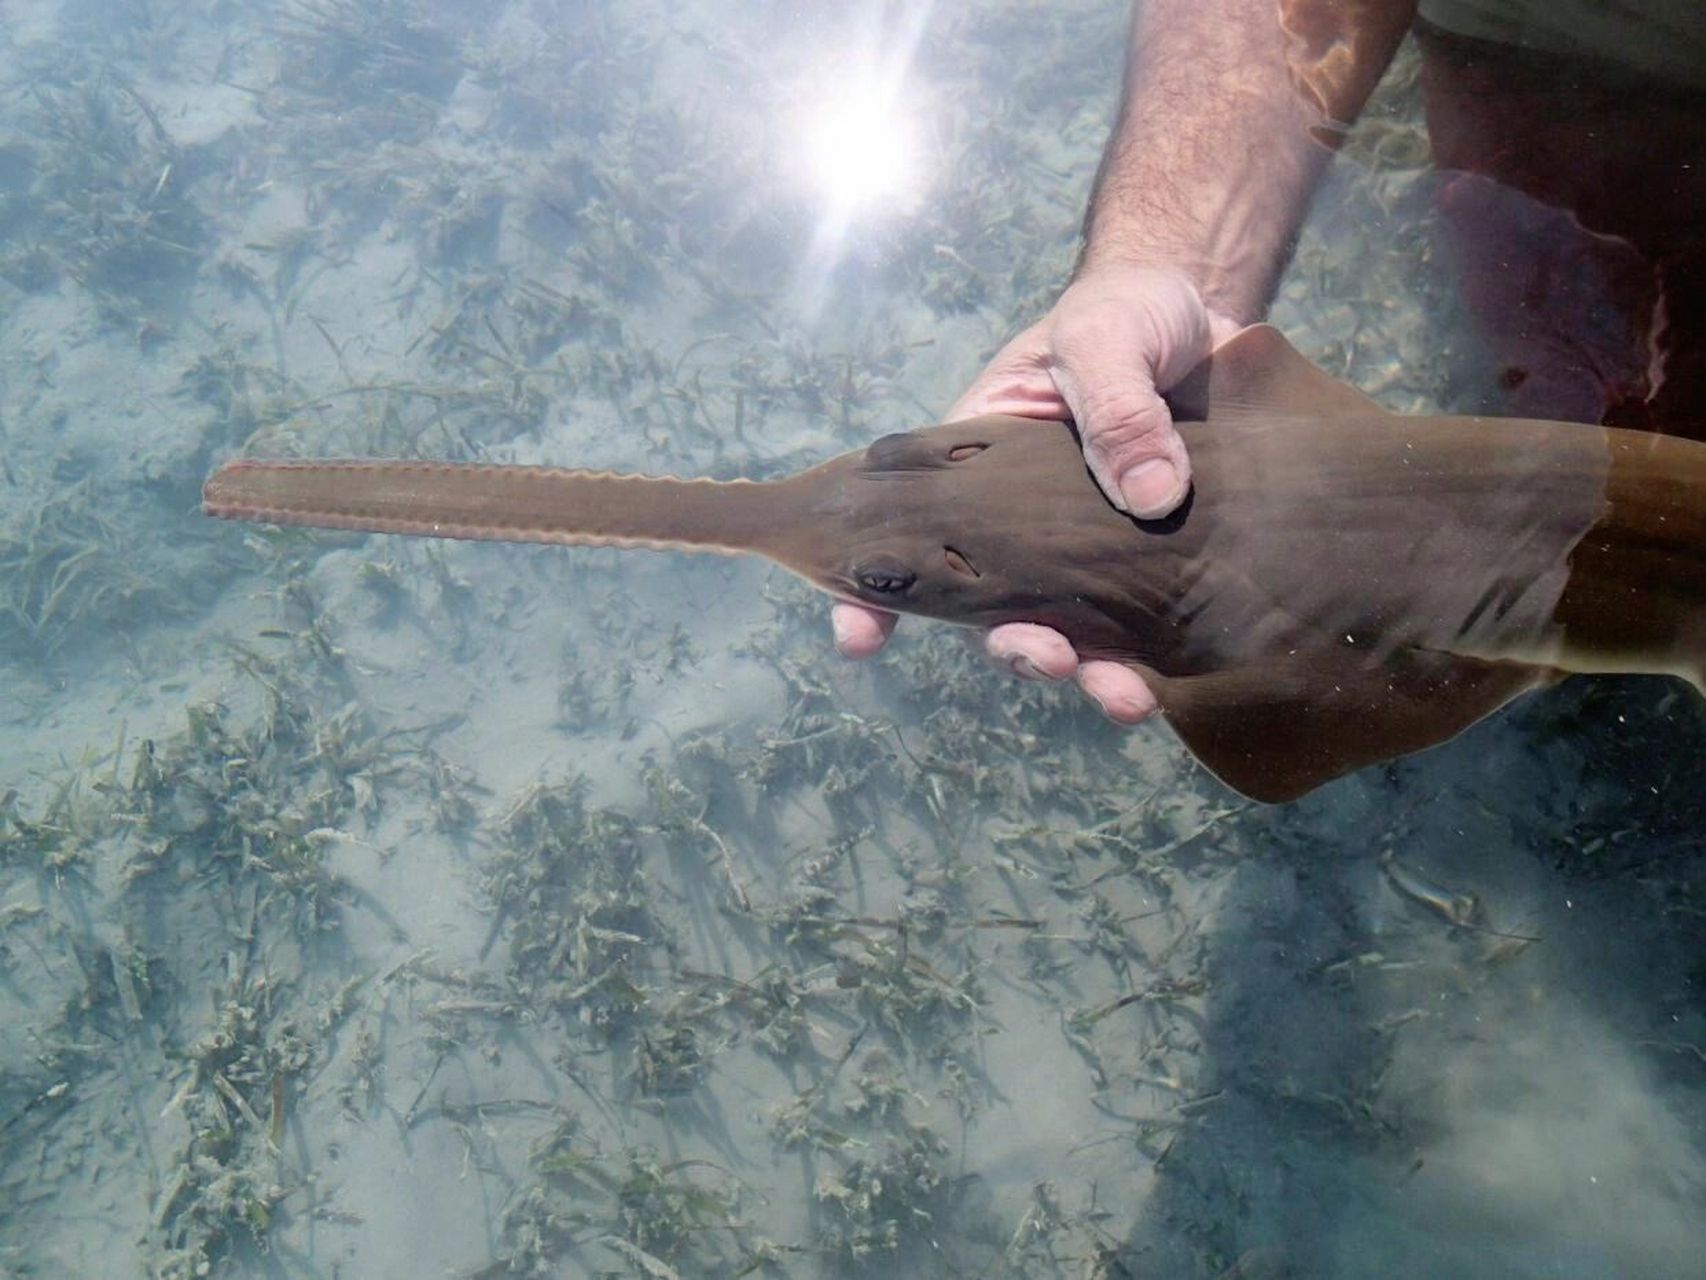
[[1073, 0, 1355, 330], [1076, 243, 1263, 331]]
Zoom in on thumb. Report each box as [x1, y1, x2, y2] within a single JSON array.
[[1051, 366, 1191, 518]]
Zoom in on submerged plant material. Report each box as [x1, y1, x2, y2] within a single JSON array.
[[12, 67, 209, 320], [0, 490, 182, 655], [0, 638, 389, 1275], [4, 2, 1703, 1277]]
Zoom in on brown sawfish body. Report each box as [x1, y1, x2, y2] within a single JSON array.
[[204, 327, 1706, 802]]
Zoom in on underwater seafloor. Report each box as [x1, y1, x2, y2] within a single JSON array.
[[1, 1, 1703, 1277]]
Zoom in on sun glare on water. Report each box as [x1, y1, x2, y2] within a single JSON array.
[[783, 8, 935, 314], [801, 71, 921, 216]]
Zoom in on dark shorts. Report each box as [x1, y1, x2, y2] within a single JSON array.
[[1415, 20, 1706, 435]]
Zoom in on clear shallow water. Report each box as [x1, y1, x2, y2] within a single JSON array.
[[0, 3, 1702, 1277]]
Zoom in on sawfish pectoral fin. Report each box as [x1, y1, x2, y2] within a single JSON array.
[[1143, 650, 1560, 803]]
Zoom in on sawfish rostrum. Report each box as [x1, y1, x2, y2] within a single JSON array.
[[204, 326, 1706, 802]]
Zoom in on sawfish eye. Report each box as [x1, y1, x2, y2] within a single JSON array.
[[947, 443, 987, 462], [854, 559, 916, 595]]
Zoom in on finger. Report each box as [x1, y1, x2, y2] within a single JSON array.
[[832, 602, 897, 658], [1079, 395, 1192, 520], [944, 323, 1068, 423], [1047, 273, 1208, 518], [948, 381, 1071, 423], [1048, 328, 1191, 517], [985, 622, 1077, 682], [1076, 660, 1159, 724]]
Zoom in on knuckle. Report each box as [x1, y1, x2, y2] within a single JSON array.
[[1079, 394, 1177, 459]]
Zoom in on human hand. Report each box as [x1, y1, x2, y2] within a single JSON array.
[[832, 263, 1241, 723]]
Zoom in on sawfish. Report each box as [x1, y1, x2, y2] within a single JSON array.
[[203, 326, 1706, 802]]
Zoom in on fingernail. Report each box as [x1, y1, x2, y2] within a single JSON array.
[[1099, 694, 1152, 725], [831, 613, 855, 656], [997, 652, 1050, 681], [1119, 459, 1185, 519]]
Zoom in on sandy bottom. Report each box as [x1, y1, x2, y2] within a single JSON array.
[[0, 2, 1702, 1277]]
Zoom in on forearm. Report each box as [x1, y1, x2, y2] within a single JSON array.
[[1079, 0, 1416, 324]]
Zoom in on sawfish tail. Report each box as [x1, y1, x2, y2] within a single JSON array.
[[202, 458, 798, 559]]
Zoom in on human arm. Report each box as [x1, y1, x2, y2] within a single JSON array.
[[837, 0, 1416, 720]]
